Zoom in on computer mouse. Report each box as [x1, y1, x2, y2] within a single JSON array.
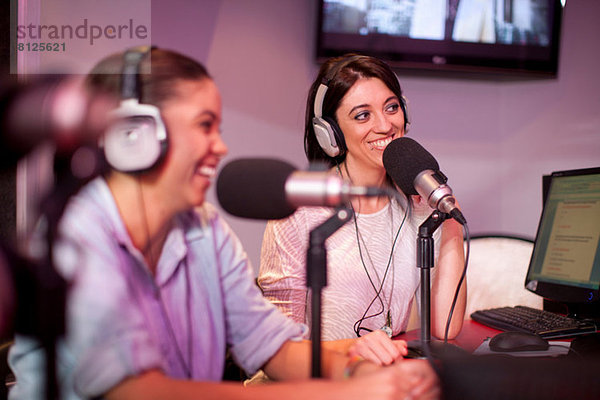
[[488, 331, 550, 352]]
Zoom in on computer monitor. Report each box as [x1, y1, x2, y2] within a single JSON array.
[[525, 167, 600, 314]]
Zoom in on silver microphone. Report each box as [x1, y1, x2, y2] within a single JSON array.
[[285, 170, 385, 208], [412, 169, 458, 215], [217, 158, 387, 220]]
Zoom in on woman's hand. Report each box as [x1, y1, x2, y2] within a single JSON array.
[[347, 330, 408, 365], [346, 359, 440, 400], [395, 359, 440, 400]]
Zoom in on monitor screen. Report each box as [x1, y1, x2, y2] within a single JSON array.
[[316, 0, 564, 76], [525, 167, 600, 304]]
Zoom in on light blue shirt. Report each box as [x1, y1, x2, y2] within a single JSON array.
[[9, 178, 304, 400]]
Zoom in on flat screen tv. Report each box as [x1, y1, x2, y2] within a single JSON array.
[[316, 0, 564, 77]]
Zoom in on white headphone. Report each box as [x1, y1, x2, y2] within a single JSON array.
[[311, 56, 364, 157], [102, 46, 168, 173]]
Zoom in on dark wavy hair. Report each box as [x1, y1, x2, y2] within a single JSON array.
[[304, 54, 407, 167]]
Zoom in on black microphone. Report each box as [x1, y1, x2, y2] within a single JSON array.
[[216, 158, 386, 220], [383, 137, 466, 225]]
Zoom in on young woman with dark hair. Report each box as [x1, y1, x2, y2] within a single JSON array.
[[259, 54, 466, 355]]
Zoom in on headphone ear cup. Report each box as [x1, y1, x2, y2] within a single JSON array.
[[322, 116, 346, 156], [102, 99, 168, 172], [312, 116, 340, 157]]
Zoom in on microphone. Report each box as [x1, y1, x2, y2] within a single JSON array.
[[0, 75, 114, 169], [216, 158, 386, 220], [383, 137, 466, 225]]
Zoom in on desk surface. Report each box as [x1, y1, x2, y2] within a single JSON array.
[[395, 320, 502, 353], [398, 321, 600, 400]]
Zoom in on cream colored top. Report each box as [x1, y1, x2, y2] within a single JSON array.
[[258, 198, 440, 340]]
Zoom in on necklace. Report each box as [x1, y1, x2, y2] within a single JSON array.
[[353, 203, 403, 337], [335, 163, 407, 337], [355, 204, 396, 310]]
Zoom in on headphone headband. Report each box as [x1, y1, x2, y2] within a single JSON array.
[[121, 46, 153, 100], [314, 55, 364, 119]]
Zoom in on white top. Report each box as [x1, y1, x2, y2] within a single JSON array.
[[258, 198, 440, 340]]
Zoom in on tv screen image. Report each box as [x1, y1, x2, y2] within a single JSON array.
[[317, 0, 564, 76]]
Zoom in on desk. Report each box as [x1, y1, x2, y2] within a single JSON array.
[[395, 320, 501, 353], [397, 321, 600, 400]]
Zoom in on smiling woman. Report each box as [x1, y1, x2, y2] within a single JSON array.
[[258, 54, 467, 357]]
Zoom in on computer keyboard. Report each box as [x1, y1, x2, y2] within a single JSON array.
[[471, 305, 598, 339]]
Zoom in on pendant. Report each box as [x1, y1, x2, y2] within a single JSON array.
[[380, 309, 392, 338], [381, 325, 393, 338]]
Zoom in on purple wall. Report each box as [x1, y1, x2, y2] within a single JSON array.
[[141, 1, 600, 270]]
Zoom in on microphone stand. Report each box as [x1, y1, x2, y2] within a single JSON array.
[[408, 210, 465, 358], [306, 206, 353, 378], [13, 146, 104, 400]]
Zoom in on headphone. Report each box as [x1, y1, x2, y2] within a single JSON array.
[[102, 46, 168, 173], [312, 55, 409, 158]]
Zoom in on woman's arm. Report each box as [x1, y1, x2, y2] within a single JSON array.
[[322, 331, 408, 365], [106, 369, 357, 400], [261, 339, 438, 399], [106, 343, 439, 400], [263, 339, 347, 380], [258, 219, 309, 323]]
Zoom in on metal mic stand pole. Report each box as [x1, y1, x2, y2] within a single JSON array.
[[306, 206, 353, 378], [36, 146, 104, 400], [411, 210, 448, 355]]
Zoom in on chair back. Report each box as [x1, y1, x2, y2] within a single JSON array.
[[465, 234, 543, 318]]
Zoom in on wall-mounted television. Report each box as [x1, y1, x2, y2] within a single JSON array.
[[316, 0, 564, 77]]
